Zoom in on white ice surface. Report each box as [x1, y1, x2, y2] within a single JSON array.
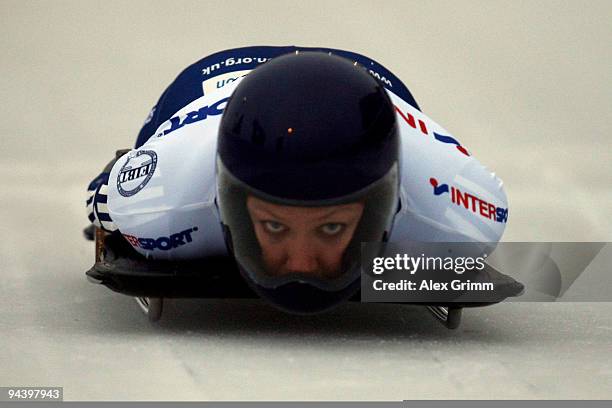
[[0, 0, 611, 401]]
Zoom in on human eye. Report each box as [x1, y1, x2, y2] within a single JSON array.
[[319, 223, 345, 236], [262, 220, 287, 234]]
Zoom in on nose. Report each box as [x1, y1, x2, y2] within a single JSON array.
[[283, 237, 319, 274]]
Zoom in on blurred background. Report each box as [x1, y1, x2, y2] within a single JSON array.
[[1, 0, 610, 401]]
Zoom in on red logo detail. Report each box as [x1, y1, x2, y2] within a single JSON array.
[[123, 234, 140, 247]]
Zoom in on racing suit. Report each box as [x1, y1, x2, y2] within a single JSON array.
[[86, 46, 508, 261]]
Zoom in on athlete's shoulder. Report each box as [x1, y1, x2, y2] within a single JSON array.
[[390, 92, 508, 244], [135, 45, 420, 147]]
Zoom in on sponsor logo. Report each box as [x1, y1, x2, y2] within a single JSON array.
[[123, 227, 199, 251], [430, 177, 450, 196], [156, 97, 229, 138], [429, 178, 508, 223], [433, 132, 469, 156], [368, 69, 393, 88], [201, 56, 271, 76], [202, 69, 250, 95], [394, 106, 470, 156], [117, 150, 157, 197]]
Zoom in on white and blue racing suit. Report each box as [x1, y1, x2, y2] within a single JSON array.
[[86, 46, 508, 260]]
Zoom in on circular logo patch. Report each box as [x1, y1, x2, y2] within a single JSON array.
[[117, 150, 158, 197]]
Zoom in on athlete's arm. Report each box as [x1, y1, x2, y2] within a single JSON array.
[[85, 150, 130, 233]]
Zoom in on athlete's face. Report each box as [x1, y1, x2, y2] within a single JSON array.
[[246, 196, 364, 279]]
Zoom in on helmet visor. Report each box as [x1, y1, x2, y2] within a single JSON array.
[[216, 158, 399, 292]]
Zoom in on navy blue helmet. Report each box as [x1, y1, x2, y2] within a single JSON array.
[[216, 52, 401, 313]]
